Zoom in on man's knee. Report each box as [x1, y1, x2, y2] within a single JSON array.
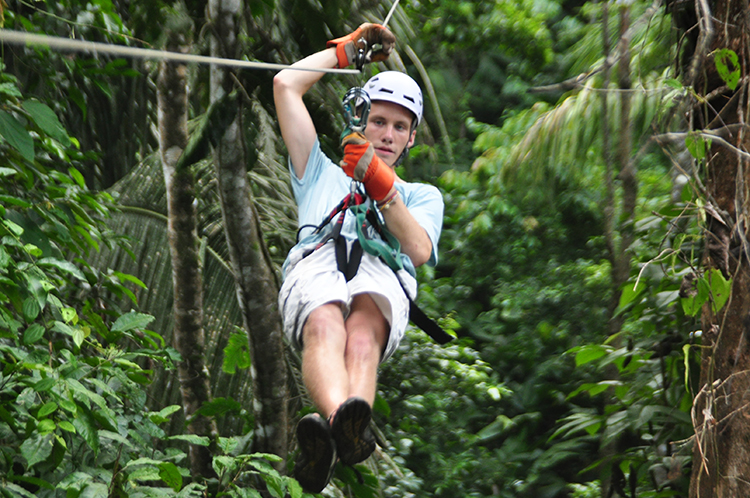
[[302, 302, 345, 347], [346, 295, 389, 354]]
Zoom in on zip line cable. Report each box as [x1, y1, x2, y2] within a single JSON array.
[[382, 0, 400, 29], [0, 29, 360, 74], [0, 0, 401, 74]]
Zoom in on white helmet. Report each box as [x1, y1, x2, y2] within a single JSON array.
[[365, 71, 423, 127]]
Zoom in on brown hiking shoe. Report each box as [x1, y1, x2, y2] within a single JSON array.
[[293, 414, 337, 493], [330, 397, 376, 465]]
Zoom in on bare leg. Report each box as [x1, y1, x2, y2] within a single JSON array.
[[300, 294, 389, 418], [344, 293, 389, 407], [301, 302, 349, 419]]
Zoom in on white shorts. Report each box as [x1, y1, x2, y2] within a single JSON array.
[[278, 240, 416, 362]]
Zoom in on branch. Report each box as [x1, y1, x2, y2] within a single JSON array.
[[653, 127, 750, 161]]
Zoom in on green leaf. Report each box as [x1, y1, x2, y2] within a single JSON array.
[[23, 323, 45, 344], [58, 420, 76, 433], [287, 478, 303, 498], [708, 268, 731, 313], [261, 472, 285, 498], [0, 82, 23, 97], [111, 311, 155, 332], [68, 166, 86, 188], [193, 397, 242, 418], [714, 48, 740, 91], [167, 434, 211, 446], [37, 401, 58, 418], [158, 462, 183, 492], [37, 418, 56, 433], [617, 280, 645, 310], [20, 432, 54, 467], [0, 110, 34, 162], [33, 377, 56, 392], [222, 332, 251, 374], [3, 218, 24, 237], [22, 297, 40, 322], [53, 321, 85, 347], [72, 408, 100, 455], [22, 100, 71, 146], [681, 275, 710, 316], [38, 257, 86, 281], [685, 132, 708, 160], [149, 405, 182, 425], [573, 344, 607, 367]]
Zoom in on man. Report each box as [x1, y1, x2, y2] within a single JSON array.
[[273, 23, 444, 493]]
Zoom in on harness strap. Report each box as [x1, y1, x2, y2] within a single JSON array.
[[310, 186, 453, 343]]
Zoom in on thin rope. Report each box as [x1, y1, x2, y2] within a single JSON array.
[[0, 29, 360, 74], [382, 0, 401, 29]]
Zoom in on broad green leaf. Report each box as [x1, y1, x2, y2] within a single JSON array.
[[261, 472, 285, 498], [708, 268, 731, 313], [2, 218, 24, 237], [0, 82, 22, 97], [111, 311, 155, 332], [149, 405, 182, 424], [58, 420, 76, 433], [0, 194, 32, 208], [222, 332, 251, 374], [100, 430, 133, 447], [37, 418, 55, 433], [61, 307, 78, 324], [1, 482, 38, 497], [38, 257, 86, 281], [287, 478, 303, 498], [33, 377, 56, 392], [167, 434, 211, 446], [0, 166, 17, 177], [37, 401, 58, 418], [20, 432, 54, 467], [685, 132, 708, 160], [72, 408, 100, 455], [68, 166, 86, 188], [22, 323, 45, 344], [158, 462, 183, 492], [0, 110, 34, 162], [236, 488, 263, 498], [193, 397, 242, 418], [113, 270, 147, 289], [22, 100, 71, 146], [22, 297, 40, 321], [714, 48, 740, 90], [617, 280, 645, 309], [573, 345, 607, 366], [79, 483, 110, 498]]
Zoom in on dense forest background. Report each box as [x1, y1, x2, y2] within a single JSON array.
[[1, 0, 748, 497]]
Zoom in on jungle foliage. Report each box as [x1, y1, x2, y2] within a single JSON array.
[[0, 0, 728, 496]]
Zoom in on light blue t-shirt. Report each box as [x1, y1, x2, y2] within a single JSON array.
[[282, 138, 444, 278]]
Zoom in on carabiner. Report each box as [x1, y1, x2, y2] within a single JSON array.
[[342, 87, 371, 135]]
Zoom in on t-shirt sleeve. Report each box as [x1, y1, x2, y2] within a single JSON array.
[[402, 184, 444, 267]]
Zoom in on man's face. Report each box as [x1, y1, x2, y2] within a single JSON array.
[[364, 100, 417, 168]]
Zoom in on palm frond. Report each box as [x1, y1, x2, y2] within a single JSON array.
[[500, 70, 674, 190]]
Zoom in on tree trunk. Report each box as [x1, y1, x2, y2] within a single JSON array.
[[157, 23, 218, 479], [208, 0, 289, 464], [689, 0, 750, 495]]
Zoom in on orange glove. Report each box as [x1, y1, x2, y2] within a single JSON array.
[[327, 23, 396, 69], [340, 132, 395, 201]]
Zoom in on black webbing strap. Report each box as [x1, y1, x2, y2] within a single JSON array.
[[336, 236, 363, 282], [408, 300, 454, 344]]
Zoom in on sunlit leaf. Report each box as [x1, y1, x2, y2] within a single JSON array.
[[0, 110, 34, 162]]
